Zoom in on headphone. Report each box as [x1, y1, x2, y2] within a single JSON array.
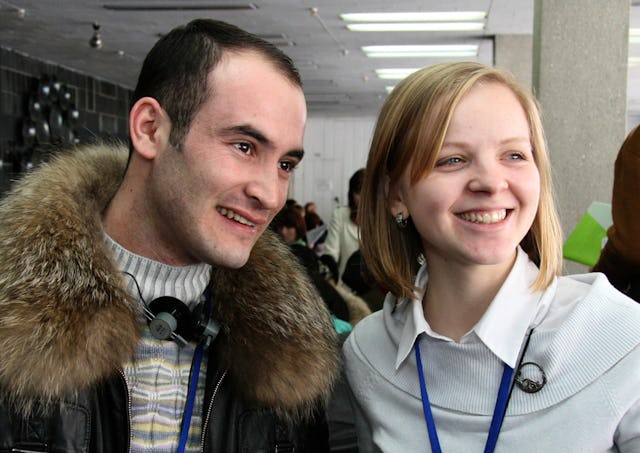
[[123, 272, 220, 348], [145, 295, 219, 347]]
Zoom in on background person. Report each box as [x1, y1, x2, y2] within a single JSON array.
[[271, 204, 371, 330], [592, 124, 640, 302], [322, 168, 364, 283], [344, 61, 640, 452], [0, 19, 338, 452]]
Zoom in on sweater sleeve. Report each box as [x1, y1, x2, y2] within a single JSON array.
[[343, 334, 379, 453], [616, 396, 640, 452]]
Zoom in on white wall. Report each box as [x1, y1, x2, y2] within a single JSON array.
[[291, 115, 377, 223]]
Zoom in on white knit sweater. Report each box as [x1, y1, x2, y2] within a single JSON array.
[[105, 235, 212, 453], [344, 253, 640, 452]]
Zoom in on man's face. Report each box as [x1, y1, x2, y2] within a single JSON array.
[[147, 50, 307, 268]]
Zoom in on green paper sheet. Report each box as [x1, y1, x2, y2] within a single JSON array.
[[563, 201, 612, 267]]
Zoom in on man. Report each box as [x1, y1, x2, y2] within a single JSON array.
[[0, 19, 339, 451]]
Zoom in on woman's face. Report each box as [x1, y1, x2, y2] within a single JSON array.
[[353, 192, 361, 208], [389, 82, 540, 271]]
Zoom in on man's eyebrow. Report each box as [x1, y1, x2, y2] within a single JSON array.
[[287, 149, 305, 161], [223, 124, 271, 146], [224, 124, 305, 160]]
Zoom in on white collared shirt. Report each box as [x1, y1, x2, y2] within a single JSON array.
[[343, 247, 640, 452], [394, 247, 553, 370]]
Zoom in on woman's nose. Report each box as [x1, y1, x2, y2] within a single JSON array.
[[466, 161, 509, 193]]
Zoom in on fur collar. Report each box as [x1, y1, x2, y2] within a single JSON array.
[[0, 143, 339, 417]]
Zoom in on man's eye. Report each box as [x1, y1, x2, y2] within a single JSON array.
[[279, 160, 298, 173], [234, 142, 252, 154]]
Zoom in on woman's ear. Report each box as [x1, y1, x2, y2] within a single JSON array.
[[385, 174, 408, 219], [129, 96, 172, 160]]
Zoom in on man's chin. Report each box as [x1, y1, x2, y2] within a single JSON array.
[[208, 247, 253, 269]]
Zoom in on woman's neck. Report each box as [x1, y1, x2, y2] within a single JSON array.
[[422, 254, 516, 342]]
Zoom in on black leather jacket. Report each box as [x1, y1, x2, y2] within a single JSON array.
[[0, 352, 328, 452], [0, 145, 339, 453]]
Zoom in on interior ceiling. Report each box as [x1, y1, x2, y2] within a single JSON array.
[[0, 0, 638, 117]]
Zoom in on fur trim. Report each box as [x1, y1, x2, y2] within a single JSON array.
[[213, 230, 341, 419], [333, 283, 371, 326], [0, 143, 340, 418]]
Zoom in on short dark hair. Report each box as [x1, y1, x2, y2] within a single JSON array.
[[132, 19, 302, 149], [348, 168, 365, 220], [271, 205, 307, 241], [305, 212, 323, 231]]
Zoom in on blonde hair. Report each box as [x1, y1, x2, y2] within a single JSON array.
[[359, 62, 563, 299]]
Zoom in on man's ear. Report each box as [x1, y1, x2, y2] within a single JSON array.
[[129, 96, 171, 160]]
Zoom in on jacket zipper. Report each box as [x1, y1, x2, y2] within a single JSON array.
[[119, 370, 133, 453], [200, 369, 227, 452]]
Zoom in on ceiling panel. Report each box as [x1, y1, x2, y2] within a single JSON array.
[[0, 0, 637, 118]]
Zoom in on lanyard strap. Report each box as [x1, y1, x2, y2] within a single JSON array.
[[177, 342, 204, 453], [414, 341, 514, 453], [177, 288, 213, 453]]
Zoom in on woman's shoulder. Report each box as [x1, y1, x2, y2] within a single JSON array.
[[343, 294, 407, 365], [527, 272, 640, 404], [556, 271, 640, 314], [548, 272, 640, 342], [344, 309, 386, 351]]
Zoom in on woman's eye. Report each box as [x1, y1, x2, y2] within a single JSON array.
[[437, 156, 463, 166], [507, 152, 526, 160]]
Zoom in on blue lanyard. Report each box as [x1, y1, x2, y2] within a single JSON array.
[[177, 288, 212, 453], [177, 342, 204, 453], [414, 341, 514, 453]]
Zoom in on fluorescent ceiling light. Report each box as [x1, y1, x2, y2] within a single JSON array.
[[103, 2, 257, 10], [347, 22, 485, 32], [375, 68, 421, 80], [631, 28, 640, 44], [341, 12, 486, 22], [363, 44, 478, 58], [385, 86, 395, 93], [629, 57, 640, 67]]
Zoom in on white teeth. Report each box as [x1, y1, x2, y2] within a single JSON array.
[[217, 207, 256, 227], [459, 210, 507, 224]]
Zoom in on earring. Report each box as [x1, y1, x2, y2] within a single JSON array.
[[395, 213, 408, 228]]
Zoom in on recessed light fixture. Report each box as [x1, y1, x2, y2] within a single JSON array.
[[257, 33, 295, 47], [103, 2, 257, 11], [347, 22, 484, 32], [363, 44, 478, 58], [341, 11, 485, 32], [340, 12, 486, 22], [375, 68, 421, 80], [629, 57, 640, 67], [631, 28, 640, 44]]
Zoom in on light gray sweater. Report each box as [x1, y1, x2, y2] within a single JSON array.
[[344, 262, 640, 452]]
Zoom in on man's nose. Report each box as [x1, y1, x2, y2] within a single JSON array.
[[245, 167, 283, 210]]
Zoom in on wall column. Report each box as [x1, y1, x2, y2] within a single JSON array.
[[533, 0, 629, 272]]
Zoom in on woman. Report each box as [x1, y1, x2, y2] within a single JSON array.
[[322, 168, 365, 283], [343, 61, 640, 452]]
